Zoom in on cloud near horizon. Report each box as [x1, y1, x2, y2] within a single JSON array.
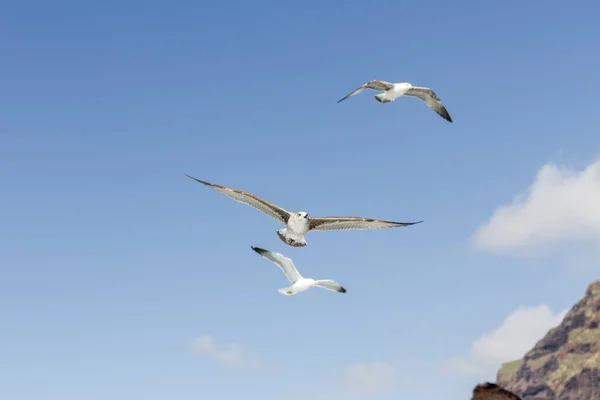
[[340, 362, 398, 397], [190, 334, 272, 372], [472, 158, 600, 255], [443, 305, 567, 379]]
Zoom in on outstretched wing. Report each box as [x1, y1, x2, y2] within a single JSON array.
[[337, 80, 394, 103], [185, 174, 291, 225], [404, 86, 453, 122], [309, 216, 423, 232], [251, 246, 302, 284], [314, 280, 346, 293]]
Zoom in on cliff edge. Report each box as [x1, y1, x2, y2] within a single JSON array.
[[496, 280, 600, 399]]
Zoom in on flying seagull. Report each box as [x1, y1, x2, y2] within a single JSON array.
[[337, 79, 453, 122], [185, 174, 423, 247], [251, 246, 346, 295]]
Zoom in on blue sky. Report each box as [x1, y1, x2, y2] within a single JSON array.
[[1, 1, 600, 399]]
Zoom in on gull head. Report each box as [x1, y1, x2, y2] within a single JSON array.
[[297, 211, 309, 218]]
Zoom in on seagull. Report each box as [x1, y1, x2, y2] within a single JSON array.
[[251, 246, 346, 295], [185, 174, 423, 247], [337, 79, 453, 122]]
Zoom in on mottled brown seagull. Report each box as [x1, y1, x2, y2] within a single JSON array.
[[338, 79, 453, 122], [185, 174, 423, 247]]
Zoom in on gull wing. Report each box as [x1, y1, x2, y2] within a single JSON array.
[[404, 86, 453, 122], [251, 246, 302, 284], [185, 174, 291, 225], [308, 216, 423, 232], [314, 280, 346, 293], [337, 80, 394, 103]]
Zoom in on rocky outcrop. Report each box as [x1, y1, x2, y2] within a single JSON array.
[[496, 280, 600, 400], [472, 382, 523, 399]]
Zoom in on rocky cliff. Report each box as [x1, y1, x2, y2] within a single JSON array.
[[472, 382, 523, 400], [496, 280, 600, 400]]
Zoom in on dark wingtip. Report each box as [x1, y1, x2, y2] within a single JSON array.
[[439, 108, 453, 123], [337, 98, 346, 103], [251, 246, 268, 255], [184, 174, 216, 187], [339, 287, 347, 293], [184, 173, 204, 183], [399, 220, 424, 226]]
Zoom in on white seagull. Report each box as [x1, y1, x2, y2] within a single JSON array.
[[251, 246, 347, 295], [185, 174, 423, 247], [337, 79, 453, 122]]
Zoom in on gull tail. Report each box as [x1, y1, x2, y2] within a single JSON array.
[[278, 287, 295, 296]]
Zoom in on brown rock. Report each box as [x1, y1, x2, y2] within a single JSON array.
[[472, 382, 523, 399]]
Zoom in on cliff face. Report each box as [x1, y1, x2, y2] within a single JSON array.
[[496, 281, 600, 400]]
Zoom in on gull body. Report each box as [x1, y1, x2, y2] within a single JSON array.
[[185, 174, 423, 248], [338, 79, 453, 122], [280, 277, 317, 296], [373, 82, 413, 103], [251, 246, 347, 295], [277, 211, 311, 247]]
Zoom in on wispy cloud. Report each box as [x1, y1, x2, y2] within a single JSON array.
[[442, 305, 567, 379], [339, 362, 398, 397], [472, 158, 600, 255], [190, 334, 273, 373]]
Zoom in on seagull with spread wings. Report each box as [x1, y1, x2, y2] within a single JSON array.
[[185, 174, 423, 247], [251, 246, 346, 295], [337, 79, 453, 122]]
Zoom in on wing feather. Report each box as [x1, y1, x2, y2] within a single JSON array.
[[337, 80, 394, 103], [185, 174, 291, 224], [315, 280, 346, 293], [251, 246, 302, 284], [404, 86, 453, 122], [309, 216, 423, 231]]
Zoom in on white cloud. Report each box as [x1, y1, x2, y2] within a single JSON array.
[[340, 362, 398, 397], [190, 334, 272, 372], [443, 305, 567, 379], [472, 158, 600, 255]]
